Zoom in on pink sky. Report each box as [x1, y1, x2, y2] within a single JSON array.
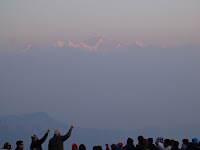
[[0, 0, 200, 51]]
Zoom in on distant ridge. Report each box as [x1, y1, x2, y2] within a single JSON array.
[[0, 112, 132, 150], [0, 112, 199, 150]]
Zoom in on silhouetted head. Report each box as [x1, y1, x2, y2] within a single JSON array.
[[127, 138, 134, 145], [31, 135, 38, 141], [105, 144, 110, 150], [79, 144, 86, 150], [138, 136, 144, 144], [97, 146, 102, 150], [3, 142, 12, 149], [16, 140, 24, 149], [182, 139, 189, 145], [173, 141, 179, 148], [164, 139, 170, 147], [147, 138, 153, 144], [93, 146, 98, 150], [111, 144, 116, 150]]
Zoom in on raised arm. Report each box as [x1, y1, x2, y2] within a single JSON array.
[[39, 129, 50, 144], [61, 125, 74, 141]]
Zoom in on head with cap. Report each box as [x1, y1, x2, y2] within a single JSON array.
[[192, 138, 199, 144], [3, 142, 12, 150], [111, 144, 116, 150], [116, 145, 121, 150], [117, 143, 123, 150], [54, 129, 61, 136], [72, 143, 78, 150], [156, 137, 164, 143]]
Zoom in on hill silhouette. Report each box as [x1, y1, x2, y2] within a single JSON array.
[[0, 112, 199, 150]]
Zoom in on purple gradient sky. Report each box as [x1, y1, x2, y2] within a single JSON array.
[[1, 1, 200, 132], [0, 0, 200, 51]]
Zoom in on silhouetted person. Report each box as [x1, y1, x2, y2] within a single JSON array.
[[93, 146, 98, 150], [145, 138, 157, 150], [123, 138, 136, 150], [181, 139, 188, 150], [30, 129, 50, 150], [111, 144, 116, 150], [171, 141, 179, 150], [97, 146, 103, 150], [186, 138, 199, 150], [118, 143, 123, 150], [15, 141, 24, 150], [2, 142, 12, 150], [106, 144, 110, 150], [116, 145, 122, 150], [48, 125, 74, 150], [136, 136, 144, 150], [156, 139, 172, 150]]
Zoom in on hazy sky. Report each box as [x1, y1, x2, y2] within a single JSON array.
[[0, 1, 200, 131], [1, 0, 200, 50]]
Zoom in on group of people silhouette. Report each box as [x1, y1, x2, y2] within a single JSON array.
[[1, 126, 200, 150]]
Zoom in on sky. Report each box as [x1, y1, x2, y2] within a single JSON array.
[[1, 0, 200, 50], [0, 0, 200, 132]]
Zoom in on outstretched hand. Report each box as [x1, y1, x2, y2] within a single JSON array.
[[70, 125, 74, 129], [47, 129, 50, 133]]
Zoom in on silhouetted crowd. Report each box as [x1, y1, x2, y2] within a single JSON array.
[[1, 126, 200, 150]]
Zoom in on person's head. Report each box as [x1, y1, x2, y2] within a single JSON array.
[[156, 137, 164, 143], [31, 135, 38, 141], [169, 140, 174, 147], [93, 146, 98, 150], [117, 143, 123, 149], [116, 145, 121, 150], [164, 139, 170, 148], [147, 138, 153, 145], [127, 138, 134, 145], [192, 138, 199, 144], [138, 136, 144, 144], [16, 140, 24, 149], [182, 139, 189, 145], [97, 146, 102, 150], [72, 143, 78, 150], [111, 144, 116, 150], [54, 129, 61, 136], [3, 142, 12, 149], [105, 144, 109, 150], [79, 144, 86, 150], [173, 141, 179, 148]]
